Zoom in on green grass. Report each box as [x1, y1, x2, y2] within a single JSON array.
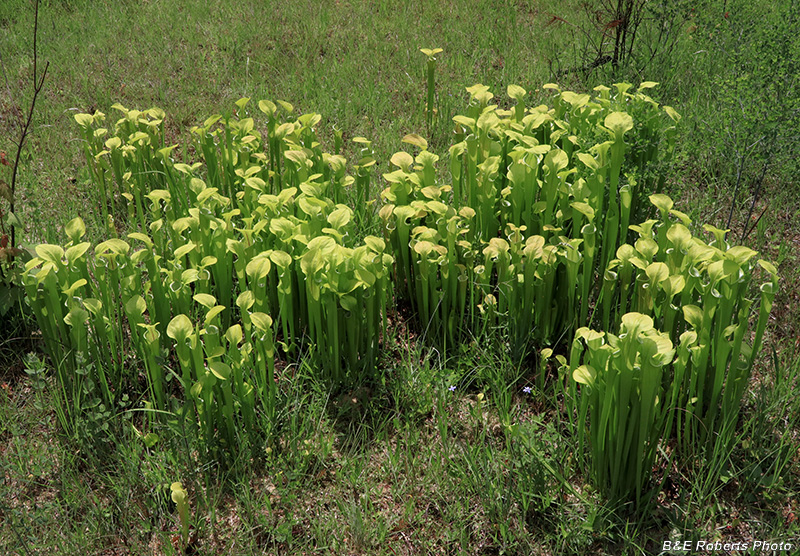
[[1, 0, 799, 554], [2, 341, 798, 554]]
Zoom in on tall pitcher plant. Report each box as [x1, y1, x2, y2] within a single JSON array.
[[600, 193, 779, 458], [570, 313, 675, 507]]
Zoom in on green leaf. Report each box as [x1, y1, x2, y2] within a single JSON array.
[[127, 232, 154, 248], [250, 312, 273, 332], [327, 206, 352, 229], [167, 315, 194, 343], [682, 305, 703, 329], [146, 190, 172, 206], [364, 236, 385, 253], [181, 269, 200, 285], [402, 134, 428, 150], [576, 152, 598, 171], [635, 237, 659, 261], [663, 105, 681, 122], [190, 378, 206, 397], [276, 100, 294, 114], [269, 250, 292, 268], [205, 305, 226, 324], [83, 299, 103, 315], [65, 217, 87, 242], [452, 115, 475, 130], [258, 99, 277, 116], [170, 482, 187, 504], [143, 433, 159, 448], [225, 324, 243, 345], [158, 145, 178, 159], [65, 242, 91, 264], [573, 365, 596, 386], [275, 122, 295, 140], [649, 194, 673, 213], [507, 84, 526, 101], [35, 244, 64, 266], [104, 137, 121, 150], [620, 312, 655, 336], [284, 149, 308, 167], [466, 83, 494, 103], [663, 275, 686, 297], [340, 295, 357, 312], [174, 242, 196, 259], [543, 148, 569, 173], [419, 47, 443, 58], [236, 291, 255, 311], [245, 177, 267, 192], [193, 293, 217, 308], [576, 327, 605, 349], [645, 262, 670, 285], [123, 295, 146, 317], [390, 151, 414, 171], [758, 259, 778, 277], [707, 260, 733, 283], [571, 202, 595, 221], [298, 113, 322, 127], [95, 239, 130, 256], [560, 91, 590, 107], [666, 224, 693, 250], [483, 238, 509, 260], [604, 112, 634, 139], [63, 278, 87, 297], [209, 361, 231, 380], [725, 245, 758, 265], [74, 113, 94, 127], [64, 307, 89, 327], [246, 256, 272, 280]]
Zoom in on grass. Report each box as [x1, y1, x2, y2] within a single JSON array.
[[2, 340, 797, 554], [1, 0, 799, 554]]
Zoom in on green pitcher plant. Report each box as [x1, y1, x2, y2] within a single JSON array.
[[570, 313, 675, 507], [599, 193, 780, 459]]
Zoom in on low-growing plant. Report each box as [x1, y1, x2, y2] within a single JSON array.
[[170, 481, 191, 547]]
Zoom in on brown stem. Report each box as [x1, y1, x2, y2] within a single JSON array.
[[8, 0, 47, 254]]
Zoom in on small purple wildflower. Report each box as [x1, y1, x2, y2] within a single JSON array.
[[522, 386, 532, 394], [448, 385, 456, 392]]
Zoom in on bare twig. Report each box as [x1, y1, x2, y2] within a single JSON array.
[[725, 146, 746, 232], [740, 159, 771, 243], [6, 0, 48, 254]]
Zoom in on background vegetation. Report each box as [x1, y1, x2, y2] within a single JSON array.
[[1, 0, 798, 554]]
